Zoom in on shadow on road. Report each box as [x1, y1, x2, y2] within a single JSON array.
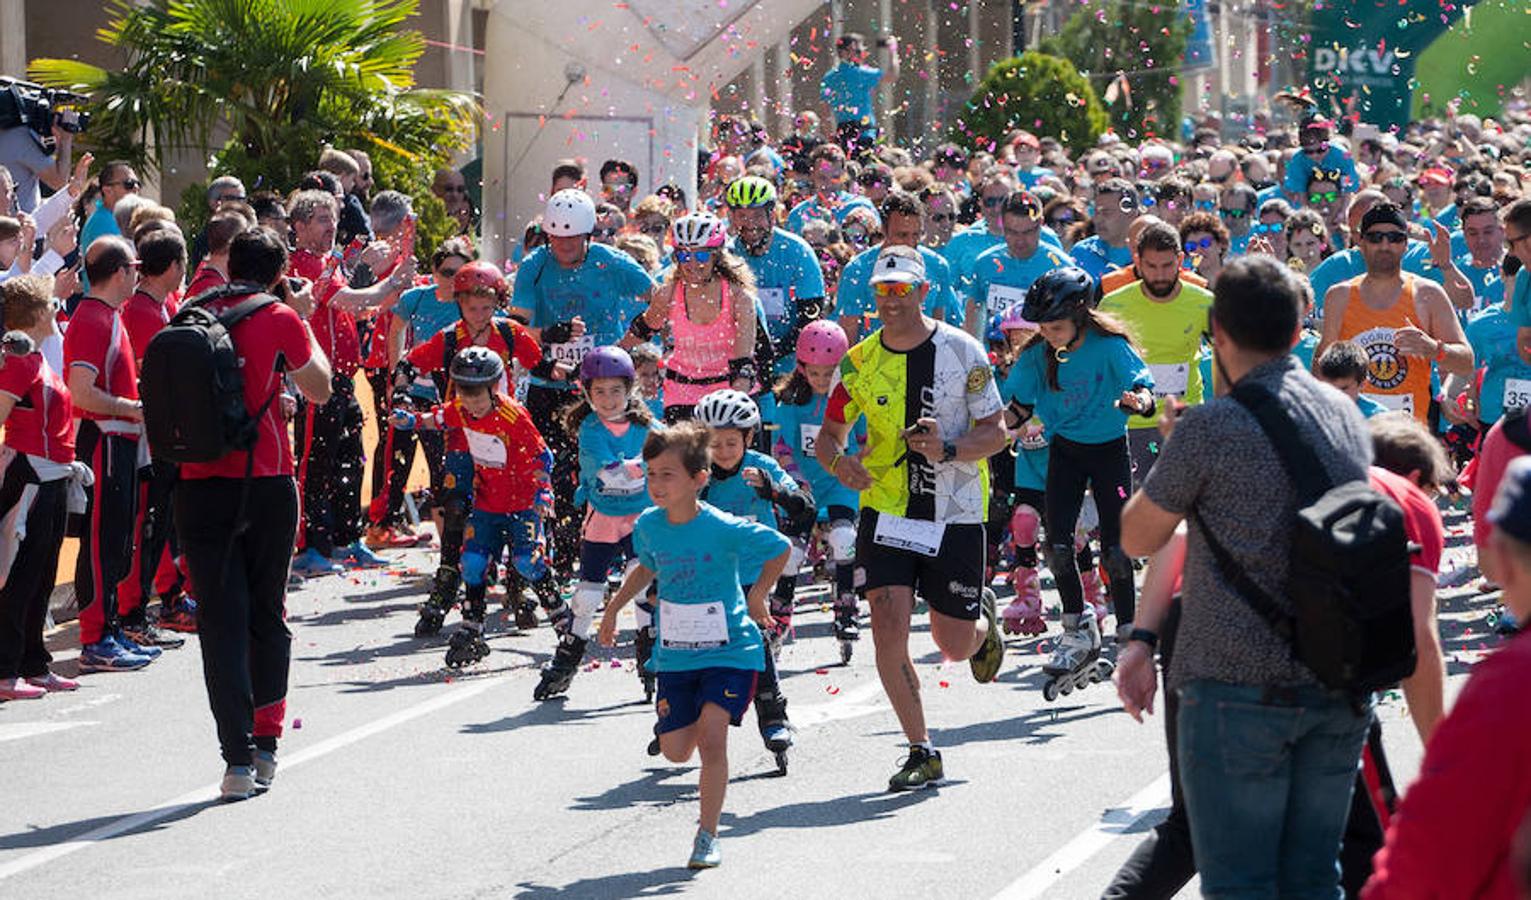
[[717, 785, 949, 838], [513, 865, 697, 898], [0, 799, 217, 852], [931, 704, 1117, 747]]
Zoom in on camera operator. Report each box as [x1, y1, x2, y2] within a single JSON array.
[[0, 117, 74, 216]]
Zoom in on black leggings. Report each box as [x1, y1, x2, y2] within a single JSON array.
[[1044, 435, 1134, 621], [0, 462, 66, 679], [526, 384, 580, 576]]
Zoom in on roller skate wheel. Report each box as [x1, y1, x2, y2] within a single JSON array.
[[1059, 677, 1075, 696], [839, 641, 853, 665], [1042, 679, 1060, 702], [1098, 659, 1115, 678]]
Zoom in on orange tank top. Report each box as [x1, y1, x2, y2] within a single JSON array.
[[1337, 275, 1430, 423]]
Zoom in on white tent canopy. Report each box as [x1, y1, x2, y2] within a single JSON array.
[[481, 0, 822, 262]]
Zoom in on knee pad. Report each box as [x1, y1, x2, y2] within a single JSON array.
[[1102, 545, 1134, 585], [1009, 504, 1041, 548], [571, 582, 604, 637], [1045, 541, 1078, 575], [828, 521, 857, 563], [461, 551, 489, 588]]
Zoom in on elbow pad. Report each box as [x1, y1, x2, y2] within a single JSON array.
[[728, 356, 757, 385], [626, 313, 658, 343]]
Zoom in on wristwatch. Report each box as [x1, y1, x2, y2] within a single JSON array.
[[1128, 627, 1159, 649], [939, 441, 957, 463]]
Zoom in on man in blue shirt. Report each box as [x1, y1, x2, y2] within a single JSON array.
[[79, 161, 141, 293], [835, 191, 960, 339], [785, 143, 879, 234], [820, 32, 899, 153], [723, 176, 827, 376], [966, 192, 1070, 334], [942, 170, 1064, 297], [1452, 196, 1509, 312], [1219, 184, 1257, 257], [510, 188, 656, 571], [1071, 178, 1139, 283]]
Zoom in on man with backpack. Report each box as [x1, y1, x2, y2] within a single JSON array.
[[1118, 255, 1387, 897], [157, 227, 333, 801]]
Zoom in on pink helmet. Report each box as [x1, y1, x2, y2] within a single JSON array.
[[1000, 302, 1036, 332], [796, 319, 850, 367]]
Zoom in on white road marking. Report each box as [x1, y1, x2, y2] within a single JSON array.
[[0, 677, 501, 882], [0, 721, 95, 743], [990, 773, 1172, 900]]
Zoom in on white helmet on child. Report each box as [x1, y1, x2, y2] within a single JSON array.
[[671, 212, 728, 249], [694, 389, 761, 430], [544, 189, 597, 236]]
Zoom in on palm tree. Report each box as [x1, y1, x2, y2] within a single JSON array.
[[28, 0, 480, 191]]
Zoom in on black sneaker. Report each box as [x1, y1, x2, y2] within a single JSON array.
[[121, 616, 185, 649], [888, 745, 943, 792]]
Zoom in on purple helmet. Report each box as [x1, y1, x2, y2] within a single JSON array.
[[579, 345, 636, 384], [999, 302, 1036, 332]]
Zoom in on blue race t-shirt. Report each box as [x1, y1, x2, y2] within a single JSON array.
[[941, 224, 1064, 296], [512, 242, 656, 390], [1455, 255, 1507, 311], [1002, 330, 1154, 444], [770, 392, 863, 514], [834, 243, 961, 332], [732, 228, 827, 371], [820, 62, 882, 126], [395, 284, 464, 401], [1069, 235, 1134, 283], [576, 414, 653, 517], [969, 242, 1071, 320], [1283, 146, 1361, 196], [1466, 303, 1531, 426], [635, 503, 788, 672]]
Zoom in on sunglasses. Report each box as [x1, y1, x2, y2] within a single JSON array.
[[1219, 208, 1250, 219], [1302, 142, 1330, 154], [1309, 191, 1339, 204], [929, 213, 955, 223], [1251, 222, 1285, 235], [1049, 214, 1077, 226], [674, 249, 715, 263], [107, 178, 142, 190], [639, 223, 668, 237], [1184, 236, 1214, 252], [592, 227, 618, 239], [1362, 230, 1407, 245], [438, 266, 462, 279], [858, 177, 887, 188], [982, 196, 1007, 209], [217, 194, 246, 203], [1193, 199, 1216, 211], [872, 281, 916, 297]]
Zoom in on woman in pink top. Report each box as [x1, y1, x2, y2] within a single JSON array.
[[624, 213, 757, 421]]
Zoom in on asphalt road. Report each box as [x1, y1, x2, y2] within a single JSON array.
[[0, 514, 1499, 899]]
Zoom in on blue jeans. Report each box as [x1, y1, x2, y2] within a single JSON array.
[[1176, 679, 1372, 900]]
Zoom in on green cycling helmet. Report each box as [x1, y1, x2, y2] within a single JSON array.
[[724, 175, 777, 209]]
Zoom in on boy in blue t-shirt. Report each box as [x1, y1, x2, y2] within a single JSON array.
[[598, 421, 791, 870], [1315, 340, 1389, 418], [820, 32, 898, 151]]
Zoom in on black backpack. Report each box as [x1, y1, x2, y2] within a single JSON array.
[[1193, 382, 1417, 695], [140, 283, 280, 465]]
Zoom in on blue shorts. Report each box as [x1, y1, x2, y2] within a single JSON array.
[[655, 667, 757, 734], [463, 508, 549, 586]]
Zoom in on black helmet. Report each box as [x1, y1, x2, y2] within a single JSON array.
[[1022, 266, 1097, 323], [449, 346, 505, 387]]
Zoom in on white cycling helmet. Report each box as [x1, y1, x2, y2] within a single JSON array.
[[671, 212, 728, 249], [544, 189, 597, 237], [694, 389, 761, 430]]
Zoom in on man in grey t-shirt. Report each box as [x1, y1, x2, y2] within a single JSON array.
[[1117, 255, 1375, 898], [0, 123, 73, 214]]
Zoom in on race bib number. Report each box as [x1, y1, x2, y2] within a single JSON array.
[[759, 287, 788, 321], [873, 513, 946, 557], [1147, 363, 1189, 398], [799, 423, 821, 455], [659, 599, 730, 649], [986, 283, 1027, 317], [464, 428, 507, 469], [548, 335, 594, 366], [598, 463, 646, 496], [1504, 378, 1531, 413], [1363, 392, 1414, 415]]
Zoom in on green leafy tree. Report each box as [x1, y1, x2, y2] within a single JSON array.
[[29, 0, 479, 261], [952, 52, 1108, 153], [1039, 0, 1191, 140]]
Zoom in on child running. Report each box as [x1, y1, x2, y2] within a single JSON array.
[[769, 320, 864, 659], [538, 346, 656, 701], [597, 420, 792, 869]]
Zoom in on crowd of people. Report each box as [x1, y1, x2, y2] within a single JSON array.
[[1, 44, 1530, 889]]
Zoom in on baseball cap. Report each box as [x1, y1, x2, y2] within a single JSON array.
[[868, 245, 926, 285], [1013, 131, 1041, 150], [1417, 166, 1454, 188], [1489, 457, 1531, 545]]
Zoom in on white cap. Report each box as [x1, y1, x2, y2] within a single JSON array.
[[869, 245, 926, 286]]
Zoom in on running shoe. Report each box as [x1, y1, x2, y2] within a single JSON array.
[[121, 614, 185, 649], [292, 548, 344, 578], [968, 590, 1004, 684], [25, 672, 80, 692], [888, 745, 943, 792], [339, 541, 389, 569], [220, 765, 257, 802], [687, 829, 721, 869], [156, 597, 198, 634], [0, 677, 46, 701], [79, 635, 153, 673], [113, 628, 163, 659], [253, 750, 278, 791]]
